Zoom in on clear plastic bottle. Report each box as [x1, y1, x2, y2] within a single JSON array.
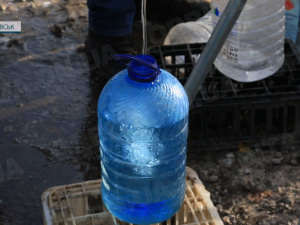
[[97, 54, 189, 224], [211, 0, 285, 82]]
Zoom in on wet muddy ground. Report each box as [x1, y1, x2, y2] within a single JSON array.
[[0, 1, 299, 225], [0, 1, 90, 224]]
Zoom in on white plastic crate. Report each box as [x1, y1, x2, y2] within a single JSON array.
[[42, 167, 224, 225]]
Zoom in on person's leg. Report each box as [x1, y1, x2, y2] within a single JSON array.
[[88, 0, 135, 36], [85, 0, 136, 81]]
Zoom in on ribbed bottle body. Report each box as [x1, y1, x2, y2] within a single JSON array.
[[98, 69, 189, 224], [212, 0, 285, 82]]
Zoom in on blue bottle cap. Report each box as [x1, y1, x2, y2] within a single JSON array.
[[114, 54, 161, 83]]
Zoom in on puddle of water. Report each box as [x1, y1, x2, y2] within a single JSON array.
[[24, 35, 78, 56], [0, 144, 83, 225], [0, 43, 90, 145], [0, 32, 101, 224], [0, 37, 10, 50], [27, 17, 51, 31]]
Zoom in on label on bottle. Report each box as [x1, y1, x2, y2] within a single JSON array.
[[285, 0, 300, 43], [212, 6, 240, 63]]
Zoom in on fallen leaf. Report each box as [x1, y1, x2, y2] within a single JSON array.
[[238, 142, 252, 153], [247, 190, 273, 203]]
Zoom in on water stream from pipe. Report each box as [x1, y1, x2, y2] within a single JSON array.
[[142, 0, 147, 55]]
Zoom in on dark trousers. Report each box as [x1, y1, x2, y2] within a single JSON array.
[[88, 0, 136, 36]]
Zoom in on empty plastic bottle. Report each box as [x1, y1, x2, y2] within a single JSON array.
[[212, 0, 285, 82], [97, 54, 189, 224]]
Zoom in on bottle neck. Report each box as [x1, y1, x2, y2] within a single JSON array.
[[128, 55, 160, 83]]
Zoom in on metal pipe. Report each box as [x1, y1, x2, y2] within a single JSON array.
[[184, 0, 248, 105]]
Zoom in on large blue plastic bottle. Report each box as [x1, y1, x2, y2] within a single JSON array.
[[97, 54, 189, 224]]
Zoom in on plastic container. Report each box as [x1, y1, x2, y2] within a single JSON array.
[[42, 167, 224, 225], [97, 54, 189, 224], [285, 0, 300, 44], [211, 0, 285, 82], [148, 40, 300, 151], [164, 11, 213, 46], [163, 11, 213, 73]]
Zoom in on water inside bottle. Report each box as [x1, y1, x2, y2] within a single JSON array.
[[212, 0, 285, 82], [98, 67, 189, 224], [99, 117, 187, 224]]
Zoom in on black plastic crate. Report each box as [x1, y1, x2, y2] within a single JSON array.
[[149, 40, 300, 150]]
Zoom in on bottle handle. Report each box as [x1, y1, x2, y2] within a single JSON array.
[[114, 54, 160, 74]]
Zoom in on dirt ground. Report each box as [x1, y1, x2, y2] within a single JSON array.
[[0, 0, 299, 225], [188, 143, 300, 225]]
